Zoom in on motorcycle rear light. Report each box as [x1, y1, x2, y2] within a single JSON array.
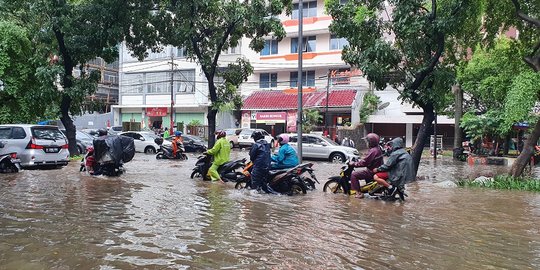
[[297, 168, 302, 174], [61, 144, 69, 149], [10, 153, 17, 159]]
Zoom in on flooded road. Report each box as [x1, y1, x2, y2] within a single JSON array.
[[1, 151, 539, 269]]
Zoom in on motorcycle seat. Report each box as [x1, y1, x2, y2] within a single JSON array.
[[268, 169, 288, 177]]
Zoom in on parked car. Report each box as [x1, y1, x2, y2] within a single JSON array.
[[224, 128, 241, 148], [61, 130, 94, 154], [0, 124, 69, 167], [237, 129, 274, 147], [287, 133, 360, 163], [108, 126, 123, 135], [119, 131, 170, 154], [81, 129, 99, 137], [166, 134, 207, 153]]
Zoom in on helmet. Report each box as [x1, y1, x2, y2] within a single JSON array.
[[86, 146, 94, 153], [277, 134, 289, 145], [175, 131, 182, 137], [216, 130, 226, 139], [364, 133, 380, 148], [251, 130, 264, 141], [97, 128, 107, 136]]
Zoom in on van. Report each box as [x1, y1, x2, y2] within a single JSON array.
[[0, 124, 70, 167]]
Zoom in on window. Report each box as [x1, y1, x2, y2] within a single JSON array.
[[290, 70, 316, 87], [261, 39, 278, 56], [174, 70, 196, 93], [292, 1, 317, 19], [291, 36, 316, 53], [259, 73, 278, 88], [121, 73, 143, 94], [306, 136, 322, 144], [330, 34, 349, 50], [12, 127, 26, 139], [146, 72, 170, 94], [31, 127, 65, 140], [0, 128, 11, 139]]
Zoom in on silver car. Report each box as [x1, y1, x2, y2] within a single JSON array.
[[287, 133, 360, 163], [119, 131, 171, 154], [0, 124, 70, 167]]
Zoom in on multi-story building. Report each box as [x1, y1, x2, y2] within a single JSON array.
[[239, 0, 368, 137], [86, 58, 119, 113], [113, 44, 211, 134]]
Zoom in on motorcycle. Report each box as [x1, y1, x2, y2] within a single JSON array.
[[234, 162, 311, 195], [190, 154, 246, 182], [0, 142, 21, 173], [322, 159, 406, 201], [154, 138, 188, 160]]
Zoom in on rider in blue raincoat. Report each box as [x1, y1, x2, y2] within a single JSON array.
[[271, 134, 299, 170]]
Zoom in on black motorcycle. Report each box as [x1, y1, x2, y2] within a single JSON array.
[[154, 138, 188, 160], [234, 162, 310, 195], [190, 154, 246, 182], [323, 159, 406, 201], [0, 142, 21, 173]]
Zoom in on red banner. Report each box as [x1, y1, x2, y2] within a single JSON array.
[[146, 107, 168, 117]]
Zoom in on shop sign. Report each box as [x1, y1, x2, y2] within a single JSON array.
[[241, 111, 251, 128], [146, 107, 167, 117], [287, 110, 297, 132], [256, 112, 286, 124]]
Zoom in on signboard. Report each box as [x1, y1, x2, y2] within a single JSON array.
[[241, 111, 251, 128], [146, 107, 168, 117], [256, 112, 286, 124], [287, 110, 296, 132]]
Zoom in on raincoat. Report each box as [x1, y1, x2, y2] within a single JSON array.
[[376, 137, 414, 188], [249, 138, 271, 191], [271, 143, 299, 169], [207, 137, 231, 181]]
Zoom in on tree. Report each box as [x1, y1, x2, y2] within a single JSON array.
[[482, 0, 540, 176], [326, 0, 483, 176], [1, 0, 157, 155], [0, 20, 55, 123], [303, 109, 323, 133], [151, 0, 291, 147]]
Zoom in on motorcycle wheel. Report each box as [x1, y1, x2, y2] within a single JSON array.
[[302, 177, 316, 190], [182, 154, 188, 160], [235, 180, 250, 189], [190, 170, 201, 179], [156, 153, 165, 159], [288, 183, 307, 196], [323, 180, 344, 193]]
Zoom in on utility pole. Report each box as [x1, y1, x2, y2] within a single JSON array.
[[433, 111, 438, 160], [169, 47, 175, 132], [325, 70, 331, 136], [296, 0, 304, 163]]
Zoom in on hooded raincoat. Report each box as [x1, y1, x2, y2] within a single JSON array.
[[376, 137, 414, 189], [271, 143, 299, 169]]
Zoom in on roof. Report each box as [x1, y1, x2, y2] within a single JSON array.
[[242, 89, 357, 110]]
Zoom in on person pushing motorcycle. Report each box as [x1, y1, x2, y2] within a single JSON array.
[[205, 130, 231, 183], [348, 133, 384, 198], [172, 131, 183, 158], [271, 134, 299, 170], [249, 130, 273, 193]]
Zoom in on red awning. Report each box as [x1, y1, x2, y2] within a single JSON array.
[[242, 90, 357, 110]]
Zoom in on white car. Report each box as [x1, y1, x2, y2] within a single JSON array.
[[287, 133, 360, 163], [237, 129, 274, 147], [119, 131, 171, 154]]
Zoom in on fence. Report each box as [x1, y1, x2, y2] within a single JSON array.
[[187, 125, 208, 139]]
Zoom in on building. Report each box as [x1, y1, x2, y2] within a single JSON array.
[[239, 0, 369, 137]]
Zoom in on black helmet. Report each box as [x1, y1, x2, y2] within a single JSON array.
[[251, 130, 264, 141], [97, 128, 108, 136]]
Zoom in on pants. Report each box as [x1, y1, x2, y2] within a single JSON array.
[[208, 163, 222, 181], [251, 167, 270, 192], [350, 169, 374, 191]]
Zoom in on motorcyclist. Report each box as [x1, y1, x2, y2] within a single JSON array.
[[172, 131, 183, 158], [349, 133, 384, 198], [249, 130, 272, 193], [271, 134, 298, 170], [205, 130, 231, 182], [97, 128, 108, 137], [373, 137, 414, 197]]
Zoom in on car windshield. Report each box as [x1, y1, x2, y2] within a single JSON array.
[[77, 131, 94, 140], [112, 126, 122, 131], [321, 136, 339, 146], [143, 133, 159, 140], [240, 129, 253, 135], [32, 127, 65, 141]]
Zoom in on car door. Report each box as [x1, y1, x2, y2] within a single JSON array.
[[301, 135, 315, 158], [309, 136, 330, 159], [122, 132, 142, 152]]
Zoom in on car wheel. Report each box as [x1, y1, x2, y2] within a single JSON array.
[[144, 146, 156, 154], [330, 153, 346, 163], [77, 145, 84, 155]]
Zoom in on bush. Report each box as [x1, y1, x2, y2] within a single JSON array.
[[457, 175, 540, 192]]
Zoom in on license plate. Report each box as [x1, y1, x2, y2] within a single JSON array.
[[45, 147, 60, 153]]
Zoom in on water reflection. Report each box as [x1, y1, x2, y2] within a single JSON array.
[[0, 153, 538, 269]]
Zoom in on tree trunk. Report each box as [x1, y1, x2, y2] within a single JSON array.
[[503, 133, 511, 155], [410, 104, 435, 179], [510, 119, 540, 177], [60, 95, 78, 156], [453, 85, 463, 148], [207, 108, 218, 148]]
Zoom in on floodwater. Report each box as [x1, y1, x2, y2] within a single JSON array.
[[1, 151, 539, 269]]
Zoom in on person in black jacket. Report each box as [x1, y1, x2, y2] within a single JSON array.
[[249, 130, 272, 193]]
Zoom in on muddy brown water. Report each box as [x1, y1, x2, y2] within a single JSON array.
[[1, 151, 539, 269]]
